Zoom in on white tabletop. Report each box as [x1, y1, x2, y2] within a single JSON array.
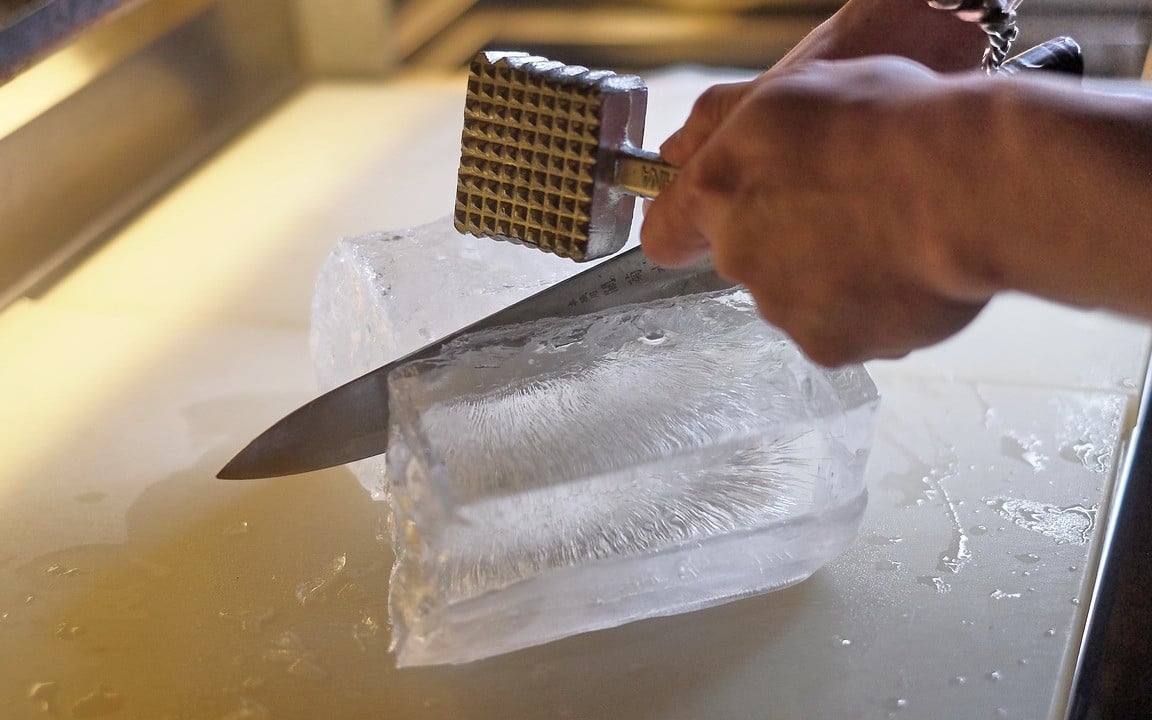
[[0, 68, 1148, 719]]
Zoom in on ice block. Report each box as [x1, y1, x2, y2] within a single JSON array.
[[386, 288, 879, 666], [310, 216, 589, 497]]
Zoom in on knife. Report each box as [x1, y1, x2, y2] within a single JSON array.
[[217, 248, 732, 479]]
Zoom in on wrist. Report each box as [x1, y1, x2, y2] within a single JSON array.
[[921, 76, 1152, 317], [835, 0, 989, 72], [903, 78, 1013, 304]]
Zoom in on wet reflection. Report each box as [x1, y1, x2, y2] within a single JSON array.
[[0, 445, 798, 719]]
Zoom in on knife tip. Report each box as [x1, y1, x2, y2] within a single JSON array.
[[216, 452, 262, 480]]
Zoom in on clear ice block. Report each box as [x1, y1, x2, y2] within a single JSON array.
[[386, 288, 879, 666], [310, 215, 589, 497]]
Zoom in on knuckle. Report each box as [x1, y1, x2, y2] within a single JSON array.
[[792, 326, 860, 368], [693, 81, 745, 119], [692, 86, 724, 116], [683, 150, 736, 198], [802, 342, 847, 368]]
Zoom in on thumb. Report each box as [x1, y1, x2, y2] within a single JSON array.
[[660, 80, 754, 167]]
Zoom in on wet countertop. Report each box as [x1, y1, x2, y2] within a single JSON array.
[[0, 69, 1149, 719]]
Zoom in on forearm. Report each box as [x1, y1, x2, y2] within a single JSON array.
[[777, 0, 988, 72], [936, 77, 1152, 318]]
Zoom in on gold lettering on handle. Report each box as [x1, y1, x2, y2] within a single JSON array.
[[640, 164, 674, 193]]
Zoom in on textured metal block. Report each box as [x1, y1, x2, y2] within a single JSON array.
[[454, 50, 648, 261]]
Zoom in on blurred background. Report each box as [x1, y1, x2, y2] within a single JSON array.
[[1, 0, 1150, 312]]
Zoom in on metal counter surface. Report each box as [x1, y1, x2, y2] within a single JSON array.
[[0, 69, 1148, 719]]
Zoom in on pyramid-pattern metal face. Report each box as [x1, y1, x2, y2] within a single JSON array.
[[455, 52, 625, 261]]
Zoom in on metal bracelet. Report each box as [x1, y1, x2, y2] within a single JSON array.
[[927, 0, 1020, 73]]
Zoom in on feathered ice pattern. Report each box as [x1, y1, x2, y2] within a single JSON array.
[[389, 290, 861, 605]]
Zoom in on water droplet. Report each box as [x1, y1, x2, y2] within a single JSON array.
[[54, 622, 85, 640], [240, 675, 265, 691], [835, 635, 852, 647], [1015, 553, 1041, 564], [1071, 597, 1081, 606], [1017, 658, 1029, 666], [224, 521, 250, 537], [1000, 434, 1048, 470], [638, 331, 667, 346], [1069, 565, 1078, 572], [27, 681, 59, 712], [220, 698, 271, 720], [917, 576, 951, 593], [1045, 628, 1057, 637], [886, 697, 908, 712], [353, 613, 382, 652], [1059, 440, 1110, 473], [24, 595, 34, 604], [219, 607, 276, 633], [263, 630, 308, 664], [296, 554, 348, 606], [990, 589, 1022, 600], [45, 564, 80, 578], [288, 657, 328, 680], [27, 681, 58, 699], [969, 524, 989, 535], [950, 675, 967, 686], [985, 498, 1097, 545], [71, 685, 125, 718], [986, 670, 1002, 682]]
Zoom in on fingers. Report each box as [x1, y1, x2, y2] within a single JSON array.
[[643, 121, 751, 269], [642, 80, 756, 268], [639, 169, 710, 268], [660, 81, 754, 167]]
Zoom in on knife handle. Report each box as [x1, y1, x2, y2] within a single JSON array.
[[998, 37, 1084, 77]]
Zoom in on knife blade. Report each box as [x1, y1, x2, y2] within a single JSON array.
[[217, 246, 733, 479]]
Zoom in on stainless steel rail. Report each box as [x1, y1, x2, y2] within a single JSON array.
[[0, 0, 140, 80], [0, 0, 300, 309], [1066, 353, 1152, 718]]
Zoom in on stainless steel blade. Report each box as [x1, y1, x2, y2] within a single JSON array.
[[218, 246, 734, 479]]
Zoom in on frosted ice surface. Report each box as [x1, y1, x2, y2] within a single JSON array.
[[386, 288, 879, 666], [311, 214, 592, 388], [310, 215, 590, 497]]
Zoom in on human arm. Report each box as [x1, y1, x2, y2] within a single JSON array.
[[658, 0, 990, 166], [640, 58, 1152, 365], [777, 0, 989, 72]]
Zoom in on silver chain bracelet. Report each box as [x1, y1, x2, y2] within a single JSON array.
[[928, 0, 1022, 73]]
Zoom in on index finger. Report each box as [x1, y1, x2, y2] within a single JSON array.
[[639, 168, 710, 268], [660, 81, 754, 167]]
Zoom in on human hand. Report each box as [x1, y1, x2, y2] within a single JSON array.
[[641, 57, 995, 366]]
